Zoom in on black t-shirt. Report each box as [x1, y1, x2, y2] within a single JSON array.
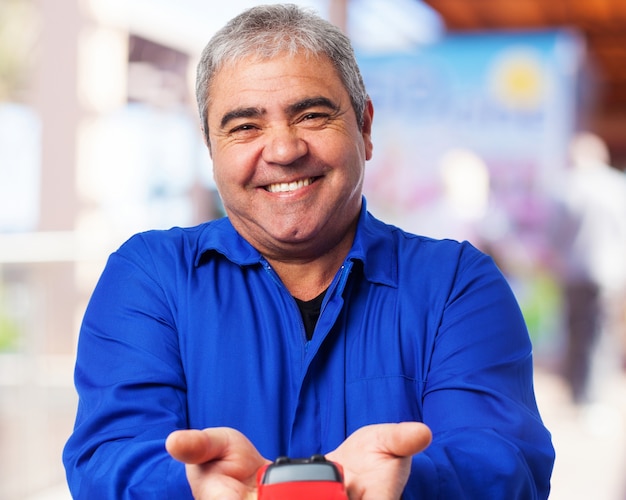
[[293, 290, 327, 340]]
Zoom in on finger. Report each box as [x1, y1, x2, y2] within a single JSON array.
[[166, 428, 230, 465], [377, 422, 432, 457]]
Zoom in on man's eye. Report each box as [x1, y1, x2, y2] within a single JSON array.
[[231, 124, 255, 133], [299, 113, 329, 125], [229, 124, 260, 137]]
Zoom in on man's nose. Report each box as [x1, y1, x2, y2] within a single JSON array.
[[261, 125, 308, 165]]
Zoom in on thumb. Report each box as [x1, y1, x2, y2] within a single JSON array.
[[378, 422, 432, 457], [166, 428, 229, 464]]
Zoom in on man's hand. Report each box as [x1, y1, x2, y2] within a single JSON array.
[[327, 422, 432, 500], [166, 427, 269, 500], [166, 422, 431, 500]]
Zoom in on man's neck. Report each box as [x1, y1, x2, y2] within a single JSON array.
[[267, 255, 341, 301], [261, 220, 357, 300]]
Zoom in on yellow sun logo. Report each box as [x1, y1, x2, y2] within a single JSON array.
[[489, 48, 547, 111]]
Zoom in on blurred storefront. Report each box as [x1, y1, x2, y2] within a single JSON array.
[[359, 30, 584, 361]]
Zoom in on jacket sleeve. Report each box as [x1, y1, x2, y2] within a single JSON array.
[[62, 235, 193, 499], [406, 245, 555, 499]]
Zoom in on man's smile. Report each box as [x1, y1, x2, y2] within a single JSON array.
[[264, 177, 318, 193]]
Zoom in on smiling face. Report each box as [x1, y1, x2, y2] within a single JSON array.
[[205, 51, 373, 262]]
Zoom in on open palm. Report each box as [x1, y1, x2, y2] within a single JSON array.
[[327, 422, 432, 500]]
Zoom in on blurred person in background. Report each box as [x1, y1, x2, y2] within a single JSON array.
[[549, 132, 626, 406], [62, 4, 554, 499]]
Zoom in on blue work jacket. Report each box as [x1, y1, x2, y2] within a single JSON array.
[[63, 200, 554, 499]]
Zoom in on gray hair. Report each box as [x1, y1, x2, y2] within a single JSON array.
[[195, 3, 368, 143]]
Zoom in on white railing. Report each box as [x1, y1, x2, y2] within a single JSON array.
[[0, 230, 115, 264]]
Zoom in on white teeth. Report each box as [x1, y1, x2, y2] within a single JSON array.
[[266, 178, 313, 193]]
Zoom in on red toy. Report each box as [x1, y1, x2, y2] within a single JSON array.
[[257, 454, 349, 500]]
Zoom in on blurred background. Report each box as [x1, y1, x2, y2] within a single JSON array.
[[1, 0, 625, 498]]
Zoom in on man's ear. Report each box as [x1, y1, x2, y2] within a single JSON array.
[[362, 99, 374, 161]]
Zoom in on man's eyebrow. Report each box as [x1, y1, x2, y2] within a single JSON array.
[[219, 97, 338, 129], [220, 107, 265, 129], [288, 96, 339, 115]]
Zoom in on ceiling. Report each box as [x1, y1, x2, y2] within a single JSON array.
[[422, 0, 626, 166]]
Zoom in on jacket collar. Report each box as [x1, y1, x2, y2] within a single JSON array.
[[195, 197, 398, 288]]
